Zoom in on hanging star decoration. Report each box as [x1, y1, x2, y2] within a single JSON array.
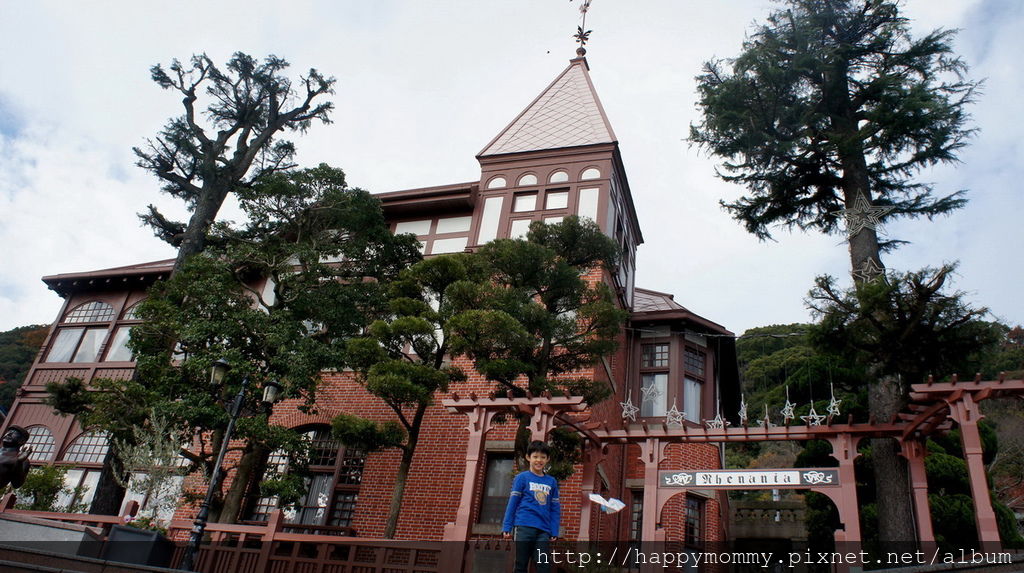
[[738, 394, 748, 426], [620, 390, 639, 422], [641, 382, 662, 404], [826, 383, 842, 418], [705, 412, 731, 430], [800, 404, 826, 426], [851, 258, 885, 283], [665, 401, 684, 427], [758, 404, 775, 428], [838, 193, 894, 238], [780, 386, 796, 425]]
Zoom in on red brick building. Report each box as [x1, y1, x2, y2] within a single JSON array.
[[1, 55, 739, 547]]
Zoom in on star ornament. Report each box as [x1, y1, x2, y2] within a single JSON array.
[[705, 413, 731, 430], [738, 395, 748, 426], [620, 392, 639, 422], [851, 258, 885, 283], [641, 382, 663, 404], [781, 387, 796, 424], [758, 404, 775, 428], [839, 193, 894, 237], [826, 383, 842, 418], [665, 402, 684, 427], [801, 405, 826, 427]]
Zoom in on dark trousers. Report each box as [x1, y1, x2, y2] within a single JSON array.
[[513, 525, 551, 573]]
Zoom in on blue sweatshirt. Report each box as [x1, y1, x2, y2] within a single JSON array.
[[502, 470, 561, 537]]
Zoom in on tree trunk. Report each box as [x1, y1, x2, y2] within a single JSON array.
[[88, 451, 126, 515], [384, 406, 425, 539], [220, 444, 266, 524], [173, 183, 229, 273], [869, 375, 917, 548]]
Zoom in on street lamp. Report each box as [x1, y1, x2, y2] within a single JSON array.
[[180, 361, 283, 571]]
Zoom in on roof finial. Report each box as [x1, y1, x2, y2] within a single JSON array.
[[571, 0, 593, 57]]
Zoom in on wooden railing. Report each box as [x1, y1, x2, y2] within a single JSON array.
[[0, 492, 138, 536]]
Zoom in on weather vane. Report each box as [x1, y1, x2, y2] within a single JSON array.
[[570, 0, 593, 56]]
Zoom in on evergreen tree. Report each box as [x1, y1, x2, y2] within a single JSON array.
[[690, 0, 980, 545], [134, 52, 335, 272], [48, 165, 420, 523]]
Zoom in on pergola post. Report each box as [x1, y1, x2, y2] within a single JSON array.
[[576, 444, 605, 542], [901, 439, 935, 545], [947, 393, 1001, 549], [442, 406, 498, 572], [826, 433, 862, 543], [637, 438, 668, 573]]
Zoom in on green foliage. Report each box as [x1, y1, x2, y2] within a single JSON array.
[[690, 0, 978, 243], [0, 325, 48, 410], [809, 265, 999, 384], [330, 413, 406, 452], [447, 216, 626, 396], [47, 165, 419, 522], [11, 465, 80, 512], [135, 52, 336, 267]]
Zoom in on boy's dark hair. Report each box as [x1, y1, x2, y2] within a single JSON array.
[[526, 440, 551, 457]]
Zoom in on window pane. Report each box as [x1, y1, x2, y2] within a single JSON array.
[[46, 328, 83, 362], [435, 216, 472, 234], [431, 237, 469, 254], [394, 220, 432, 236], [25, 426, 56, 462], [477, 196, 504, 244], [578, 188, 600, 221], [684, 347, 706, 376], [72, 328, 107, 363], [544, 216, 563, 225], [105, 326, 134, 361], [479, 454, 514, 524], [641, 343, 669, 368], [513, 194, 537, 212], [64, 301, 115, 323], [545, 191, 568, 210], [63, 431, 111, 463], [640, 373, 668, 417], [517, 174, 537, 186], [685, 496, 704, 548], [581, 168, 601, 180], [509, 219, 532, 239], [684, 378, 702, 422], [548, 171, 569, 183], [487, 176, 506, 189]]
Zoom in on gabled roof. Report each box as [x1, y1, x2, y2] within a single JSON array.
[[478, 57, 617, 157]]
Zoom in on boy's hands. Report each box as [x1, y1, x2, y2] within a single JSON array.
[[502, 532, 511, 539]]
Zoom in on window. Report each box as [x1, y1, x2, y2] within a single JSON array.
[[25, 426, 56, 462], [509, 219, 532, 239], [513, 193, 537, 212], [548, 170, 569, 183], [635, 335, 708, 422], [487, 176, 507, 189], [57, 468, 102, 512], [63, 431, 110, 463], [685, 496, 705, 548], [517, 174, 537, 186], [544, 191, 568, 210], [629, 490, 643, 542], [248, 427, 365, 529], [63, 301, 115, 323], [120, 472, 185, 524], [580, 167, 601, 180], [640, 342, 669, 417], [122, 302, 142, 320], [393, 215, 473, 256], [105, 326, 134, 361], [478, 453, 515, 525], [46, 327, 107, 363]]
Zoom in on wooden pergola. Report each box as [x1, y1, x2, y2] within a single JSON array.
[[439, 377, 1024, 573]]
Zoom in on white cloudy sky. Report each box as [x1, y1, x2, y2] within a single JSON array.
[[1, 0, 1021, 335]]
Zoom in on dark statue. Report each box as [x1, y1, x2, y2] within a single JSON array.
[[0, 425, 32, 489]]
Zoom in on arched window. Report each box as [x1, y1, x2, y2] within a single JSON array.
[[122, 302, 143, 320], [486, 176, 507, 189], [63, 301, 115, 324], [548, 170, 569, 184], [25, 426, 56, 462], [63, 430, 110, 463], [517, 173, 538, 186], [47, 301, 115, 363], [247, 426, 365, 529], [580, 167, 601, 180]]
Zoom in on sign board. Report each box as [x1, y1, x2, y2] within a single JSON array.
[[659, 468, 840, 489]]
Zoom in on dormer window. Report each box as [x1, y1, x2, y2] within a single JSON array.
[[548, 170, 569, 184], [517, 174, 538, 186]]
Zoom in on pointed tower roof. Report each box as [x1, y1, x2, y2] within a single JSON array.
[[479, 58, 616, 157]]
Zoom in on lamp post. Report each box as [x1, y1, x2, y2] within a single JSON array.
[[180, 360, 282, 571]]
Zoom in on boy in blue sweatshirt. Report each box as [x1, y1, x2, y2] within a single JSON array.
[[502, 440, 560, 573]]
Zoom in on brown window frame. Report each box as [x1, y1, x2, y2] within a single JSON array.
[[685, 495, 705, 549], [478, 451, 516, 526], [634, 332, 710, 424]]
